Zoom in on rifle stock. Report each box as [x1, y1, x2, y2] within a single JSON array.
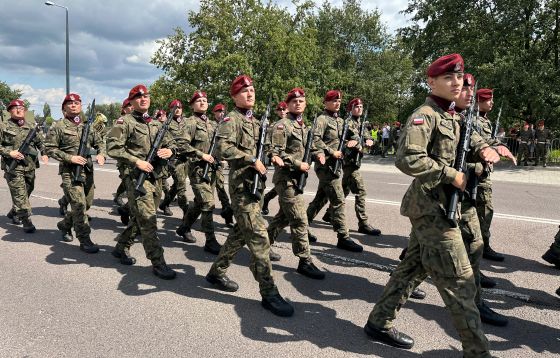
[[73, 99, 96, 183], [201, 122, 220, 183], [250, 99, 271, 200], [296, 114, 318, 193], [354, 109, 367, 168], [330, 109, 352, 177]]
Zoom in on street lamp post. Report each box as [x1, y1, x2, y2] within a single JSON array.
[[45, 1, 69, 95]]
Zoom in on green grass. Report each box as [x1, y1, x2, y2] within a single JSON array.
[[549, 149, 560, 162]]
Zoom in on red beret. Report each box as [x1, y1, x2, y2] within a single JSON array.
[[212, 103, 226, 112], [155, 109, 166, 119], [122, 98, 131, 108], [128, 84, 149, 100], [230, 75, 253, 96], [395, 121, 401, 127], [285, 88, 305, 104], [7, 99, 25, 110], [476, 88, 493, 102], [62, 93, 82, 109], [324, 90, 342, 102], [169, 99, 183, 109], [276, 101, 288, 110], [427, 53, 464, 77], [464, 73, 476, 87], [189, 91, 207, 104], [346, 98, 362, 111]]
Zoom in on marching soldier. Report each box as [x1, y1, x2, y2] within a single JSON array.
[[0, 99, 48, 232], [206, 75, 294, 317], [45, 93, 106, 253], [363, 54, 501, 357], [107, 84, 177, 279], [113, 98, 133, 224], [322, 98, 381, 236], [306, 90, 363, 252], [261, 101, 288, 215], [211, 103, 234, 226], [266, 88, 325, 279], [175, 91, 222, 254], [516, 121, 533, 166], [534, 120, 552, 167]]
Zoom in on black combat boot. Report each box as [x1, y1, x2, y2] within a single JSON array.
[[542, 246, 560, 268], [480, 272, 497, 288], [152, 260, 176, 280], [410, 287, 426, 300], [158, 202, 173, 216], [261, 293, 294, 317], [307, 230, 317, 243], [57, 221, 74, 242], [322, 210, 331, 223], [336, 234, 363, 252], [7, 209, 21, 225], [112, 246, 136, 265], [483, 246, 505, 262], [21, 216, 36, 233], [261, 200, 270, 215], [297, 258, 325, 280], [220, 206, 234, 225], [80, 237, 100, 254], [478, 301, 508, 326], [204, 236, 222, 255], [399, 247, 408, 261], [269, 249, 282, 261], [358, 223, 382, 236], [206, 273, 239, 292], [58, 197, 67, 215], [180, 229, 197, 243], [556, 286, 560, 297], [364, 321, 414, 349]]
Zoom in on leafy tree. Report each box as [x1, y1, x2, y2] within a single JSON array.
[[0, 81, 22, 105], [43, 103, 51, 118]]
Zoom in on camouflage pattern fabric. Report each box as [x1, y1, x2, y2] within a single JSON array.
[[214, 165, 231, 210]]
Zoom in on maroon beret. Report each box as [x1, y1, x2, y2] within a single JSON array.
[[324, 90, 342, 102], [154, 109, 166, 119], [212, 103, 226, 112], [122, 98, 131, 108], [7, 99, 25, 110], [346, 97, 362, 111], [427, 54, 464, 77], [285, 88, 305, 104], [62, 93, 82, 109], [230, 75, 253, 96], [464, 73, 476, 87], [276, 101, 288, 110], [476, 88, 493, 102], [128, 84, 149, 100], [189, 91, 207, 104], [169, 99, 183, 109]]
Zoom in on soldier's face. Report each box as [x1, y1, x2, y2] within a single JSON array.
[[456, 85, 474, 110], [428, 72, 463, 101], [479, 99, 493, 112], [351, 104, 363, 116], [213, 110, 224, 121], [131, 94, 150, 113], [191, 97, 208, 113], [288, 97, 306, 115], [9, 106, 25, 120], [173, 106, 183, 117], [276, 108, 288, 118], [64, 101, 82, 116], [123, 104, 133, 114], [324, 98, 341, 112], [232, 86, 255, 109]]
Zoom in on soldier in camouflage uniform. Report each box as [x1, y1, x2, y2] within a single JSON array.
[[516, 121, 533, 166], [113, 99, 133, 225], [261, 101, 288, 215], [206, 75, 294, 317], [159, 100, 190, 217], [306, 90, 363, 252], [107, 84, 177, 280], [542, 225, 560, 268], [364, 54, 501, 357], [45, 93, 106, 253], [211, 103, 234, 226], [0, 99, 48, 232], [322, 98, 381, 236], [534, 120, 552, 167], [175, 91, 222, 254], [266, 88, 325, 279]]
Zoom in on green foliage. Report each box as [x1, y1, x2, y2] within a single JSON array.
[[0, 81, 22, 105], [43, 103, 51, 118]]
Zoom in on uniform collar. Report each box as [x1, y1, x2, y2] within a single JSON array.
[[194, 112, 208, 121], [65, 116, 82, 125], [132, 111, 152, 123], [324, 109, 338, 118], [235, 107, 253, 119], [429, 95, 456, 116], [10, 117, 26, 127]]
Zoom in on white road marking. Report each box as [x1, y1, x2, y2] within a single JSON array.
[[386, 182, 410, 186]]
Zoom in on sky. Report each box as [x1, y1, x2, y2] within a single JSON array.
[[0, 0, 411, 119]]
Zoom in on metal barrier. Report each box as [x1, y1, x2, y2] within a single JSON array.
[[500, 136, 560, 164]]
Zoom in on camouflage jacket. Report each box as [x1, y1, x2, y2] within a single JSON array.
[[518, 129, 534, 142], [167, 115, 189, 162], [268, 113, 317, 184], [535, 128, 552, 143], [175, 114, 217, 170], [45, 117, 106, 175], [474, 114, 501, 146], [313, 111, 359, 171], [0, 118, 45, 172], [343, 115, 372, 168], [106, 112, 175, 179], [396, 97, 489, 219], [216, 108, 261, 190]]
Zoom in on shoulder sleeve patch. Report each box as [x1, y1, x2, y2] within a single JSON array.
[[116, 118, 124, 124], [412, 117, 424, 125], [223, 117, 231, 122], [277, 124, 285, 130]]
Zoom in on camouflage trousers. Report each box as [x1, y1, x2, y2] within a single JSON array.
[[267, 180, 311, 259], [475, 181, 493, 249], [535, 143, 548, 164], [116, 175, 164, 264], [4, 169, 35, 218], [517, 143, 530, 163], [551, 226, 560, 254], [59, 171, 94, 242], [209, 185, 278, 297], [367, 215, 490, 358], [326, 166, 369, 224], [163, 161, 189, 213], [114, 166, 127, 200], [459, 201, 485, 305], [114, 173, 140, 243], [263, 187, 278, 205], [215, 166, 231, 210], [307, 167, 349, 237], [181, 166, 216, 238]]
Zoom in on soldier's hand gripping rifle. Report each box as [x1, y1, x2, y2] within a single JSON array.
[[8, 117, 46, 172], [250, 99, 271, 200], [330, 109, 352, 177], [201, 125, 219, 183], [354, 108, 368, 168], [447, 86, 477, 228], [296, 114, 318, 193], [135, 106, 177, 195], [73, 99, 96, 183]]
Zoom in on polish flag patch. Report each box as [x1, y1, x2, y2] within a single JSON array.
[[412, 117, 424, 125], [116, 118, 124, 124], [277, 124, 285, 129]]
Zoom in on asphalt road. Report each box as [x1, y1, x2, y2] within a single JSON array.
[[1, 160, 559, 358]]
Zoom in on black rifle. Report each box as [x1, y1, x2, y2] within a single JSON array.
[[330, 110, 352, 177], [201, 124, 219, 183], [135, 106, 177, 195], [250, 99, 272, 200], [8, 118, 46, 172], [447, 85, 477, 227], [73, 99, 96, 183], [492, 101, 503, 140], [296, 114, 318, 193], [354, 108, 368, 168]]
